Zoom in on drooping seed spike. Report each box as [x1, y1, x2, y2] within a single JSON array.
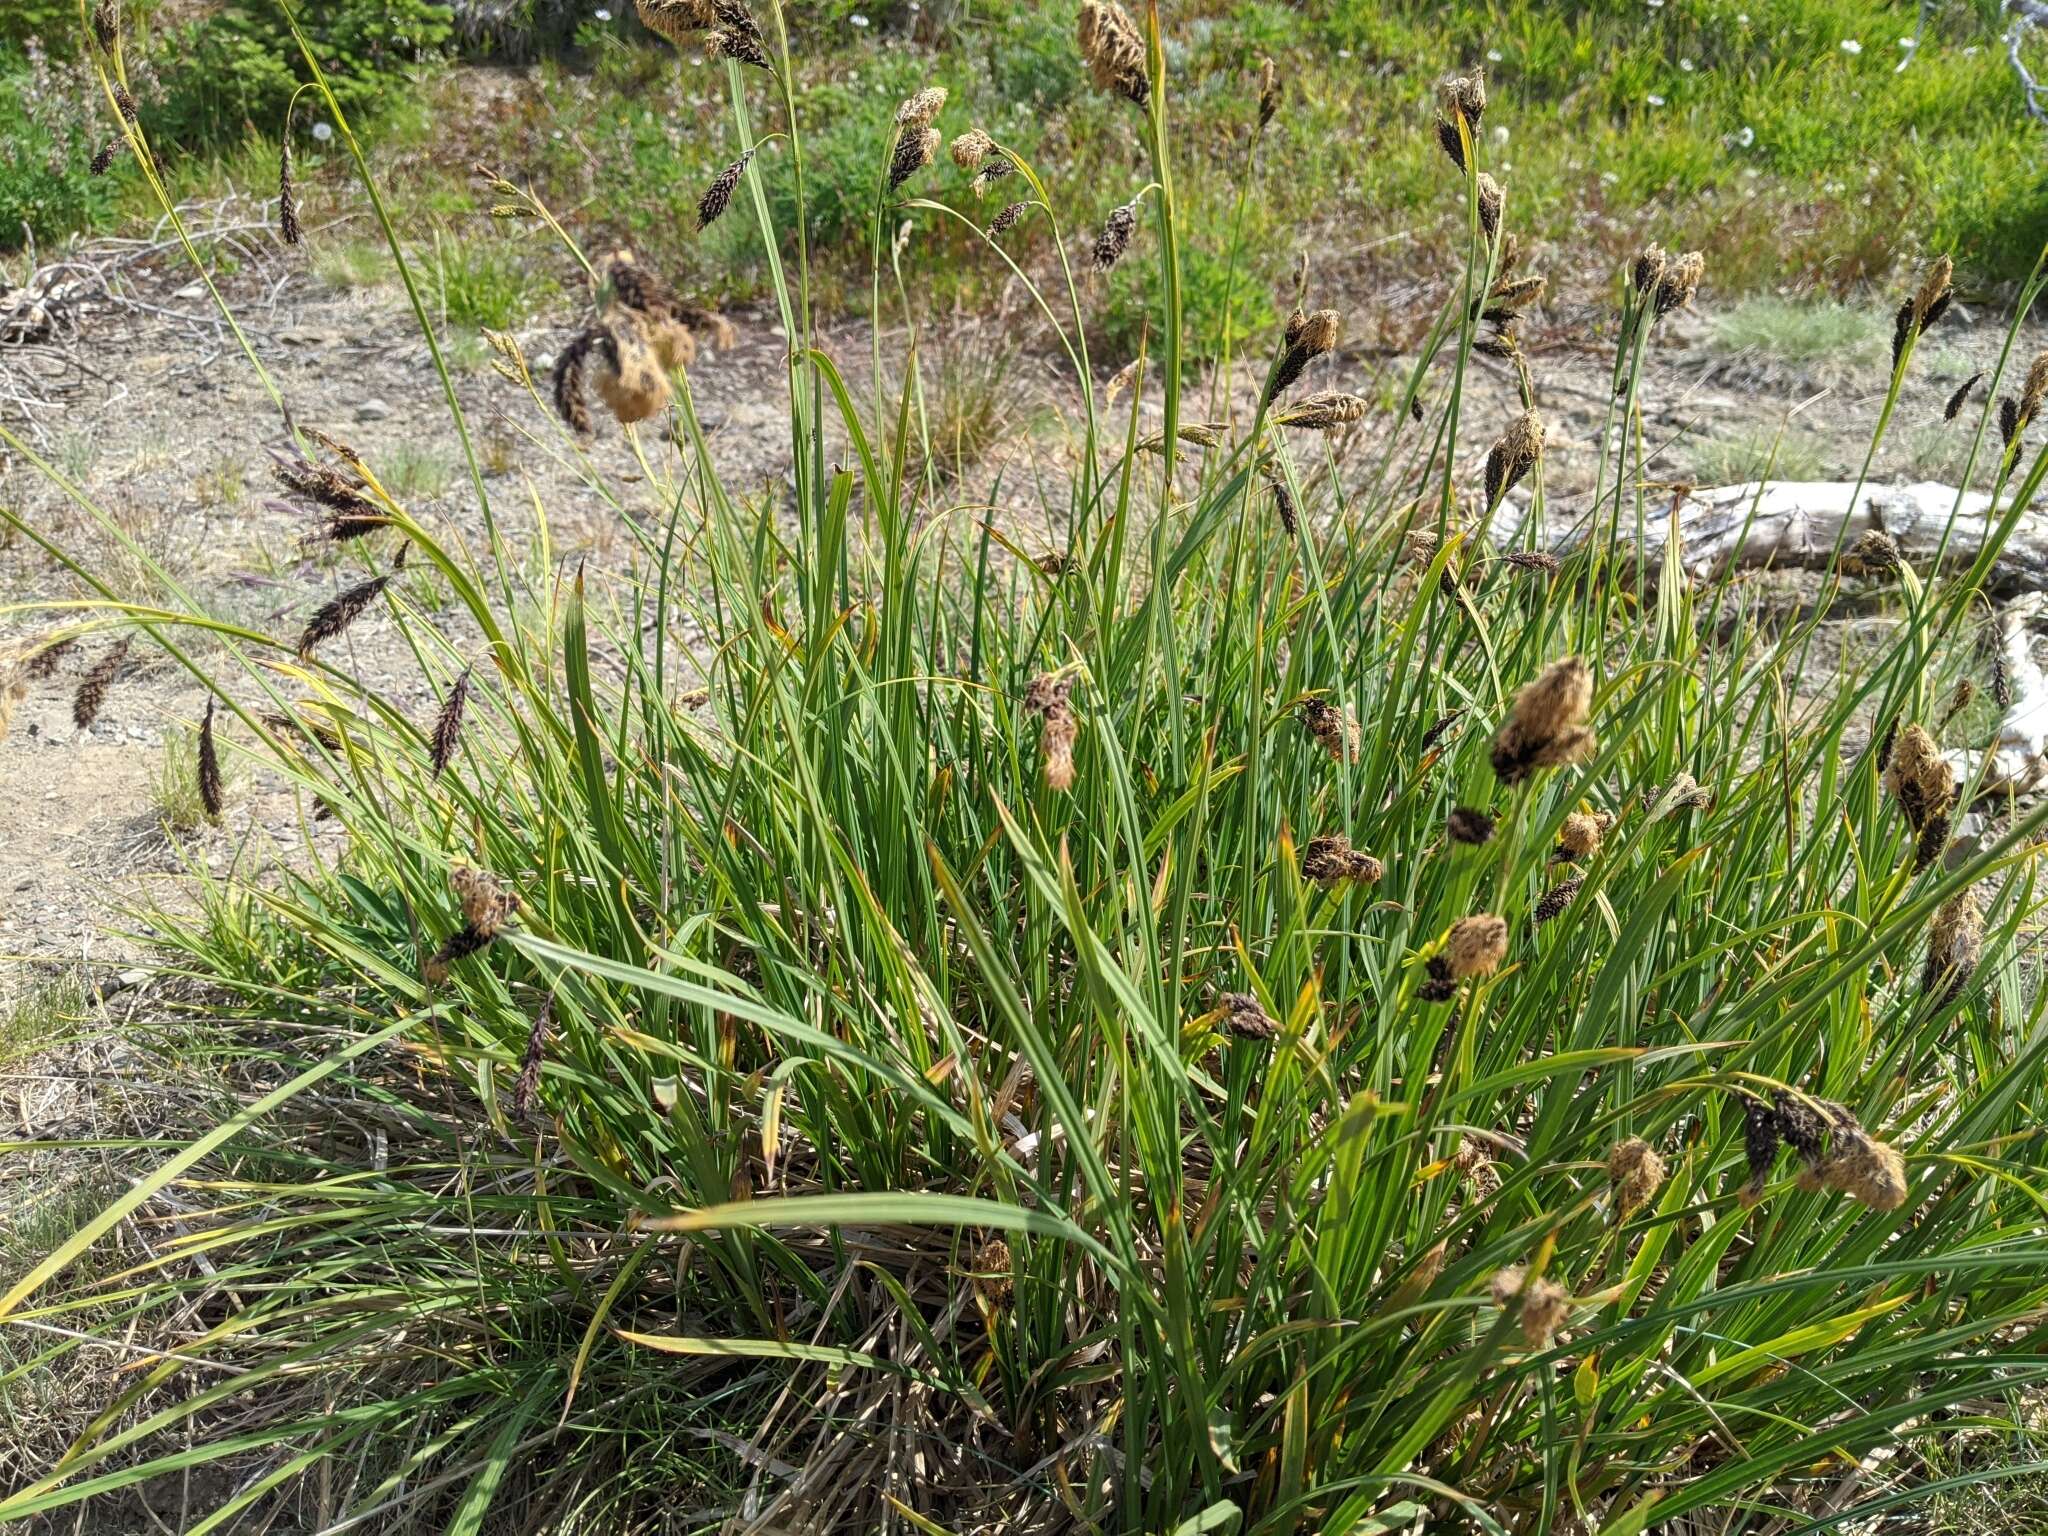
[[72, 638, 130, 729], [198, 698, 224, 819], [430, 664, 473, 778], [298, 574, 391, 659]]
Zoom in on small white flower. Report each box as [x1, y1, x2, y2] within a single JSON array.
[[1839, 38, 1861, 54], [1736, 11, 1749, 21], [1964, 44, 1980, 55], [1736, 125, 1754, 147], [1898, 35, 1917, 48], [1486, 48, 1503, 63], [849, 11, 869, 24], [311, 121, 334, 142], [1647, 0, 1664, 9], [1645, 92, 1665, 106], [1601, 171, 1620, 185], [1491, 124, 1510, 145], [594, 5, 611, 17], [1336, 47, 1351, 58]]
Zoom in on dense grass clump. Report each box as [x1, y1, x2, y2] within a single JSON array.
[[7, 1, 2048, 1531]]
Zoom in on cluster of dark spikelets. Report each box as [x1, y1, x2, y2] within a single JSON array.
[[278, 131, 300, 246], [1632, 243, 1706, 326], [1474, 172, 1503, 241], [273, 448, 385, 545], [1501, 551, 1560, 581], [1077, 0, 1149, 104], [1739, 1089, 1908, 1212], [1093, 199, 1138, 271], [299, 572, 392, 659], [514, 994, 553, 1117], [429, 664, 473, 778], [1491, 657, 1595, 785], [637, 0, 769, 66], [73, 637, 131, 729], [92, 0, 119, 53], [1938, 677, 1976, 736], [2001, 349, 2048, 456], [1889, 253, 1954, 374], [1881, 723, 1955, 871], [1301, 833, 1382, 888], [552, 331, 594, 435], [1945, 371, 1984, 424], [197, 698, 224, 820], [1993, 644, 2014, 710], [1843, 528, 1903, 579], [90, 141, 121, 177], [1482, 410, 1544, 506], [261, 709, 344, 755], [1023, 672, 1078, 791], [1533, 874, 1582, 925], [1432, 66, 1486, 174], [426, 864, 520, 984], [1447, 806, 1494, 845], [1489, 1263, 1569, 1347], [1256, 55, 1280, 129], [1261, 463, 1298, 536], [1219, 991, 1278, 1040], [1923, 886, 1983, 1007], [1606, 1136, 1667, 1218], [26, 634, 78, 679], [1419, 913, 1507, 1003], [1473, 259, 1543, 361], [1419, 709, 1463, 755], [890, 125, 941, 191], [697, 147, 756, 229], [1298, 696, 1358, 763], [1275, 391, 1368, 432], [987, 200, 1030, 239], [1265, 307, 1341, 405]]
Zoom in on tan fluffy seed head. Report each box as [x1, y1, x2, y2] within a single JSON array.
[[1881, 723, 1954, 831], [450, 863, 518, 940], [1557, 810, 1605, 860], [1077, 0, 1149, 103], [1483, 409, 1544, 506], [592, 311, 672, 425], [1445, 913, 1508, 979], [1821, 1132, 1908, 1211], [1606, 1136, 1666, 1215], [1653, 250, 1705, 319], [1276, 391, 1369, 430], [1923, 886, 1983, 1005], [896, 86, 949, 129], [1515, 657, 1591, 741], [950, 128, 994, 171]]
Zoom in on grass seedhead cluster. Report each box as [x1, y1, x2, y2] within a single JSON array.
[[7, 7, 2048, 1534]]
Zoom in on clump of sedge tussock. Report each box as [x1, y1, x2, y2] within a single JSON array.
[[890, 125, 941, 191], [72, 637, 131, 729], [429, 664, 473, 779], [1482, 410, 1544, 507], [1219, 991, 1279, 1040], [197, 699, 223, 820], [1882, 723, 1954, 835], [1923, 886, 1983, 1007], [1265, 307, 1341, 404], [1093, 199, 1138, 271], [1432, 66, 1486, 173], [1533, 875, 1582, 924], [697, 147, 756, 230], [1490, 656, 1595, 786], [1077, 0, 1149, 105], [426, 864, 519, 984], [1945, 371, 1985, 423], [1606, 1136, 1666, 1217], [1276, 391, 1368, 431], [1298, 696, 1358, 763], [1489, 1265, 1569, 1347], [1889, 253, 1954, 374], [1023, 672, 1079, 791], [1447, 806, 1494, 845], [1844, 528, 1903, 578], [1301, 833, 1382, 887], [298, 572, 392, 659]]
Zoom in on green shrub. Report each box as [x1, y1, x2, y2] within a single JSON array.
[[0, 45, 115, 246]]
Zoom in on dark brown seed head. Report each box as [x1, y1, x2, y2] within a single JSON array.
[[2023, 350, 2048, 423], [2000, 395, 2022, 449], [1077, 0, 1150, 104], [112, 84, 137, 124], [430, 664, 473, 778], [1220, 991, 1279, 1040], [278, 136, 301, 246], [1256, 55, 1280, 128], [92, 0, 119, 52], [298, 574, 391, 659], [1504, 549, 1560, 575], [1889, 297, 1917, 374], [1419, 709, 1463, 754], [1533, 874, 1582, 924], [90, 141, 120, 177], [1417, 954, 1458, 1003], [26, 634, 78, 678], [1632, 243, 1667, 298], [1265, 307, 1341, 404], [988, 201, 1029, 238], [1475, 172, 1503, 240], [1483, 410, 1545, 507], [1447, 806, 1494, 845], [1433, 114, 1467, 173], [1923, 886, 1983, 1007], [1945, 371, 1984, 423], [553, 330, 595, 436], [636, 0, 715, 45], [1845, 528, 1902, 577], [1993, 650, 2013, 710], [1652, 251, 1704, 320], [198, 698, 224, 820], [1298, 697, 1358, 762], [514, 994, 553, 1117], [1739, 1093, 1781, 1206], [1875, 715, 1899, 773], [1912, 810, 1951, 874], [971, 1235, 1013, 1310], [889, 126, 940, 190], [1094, 200, 1138, 271], [708, 27, 771, 67], [698, 148, 755, 230], [1262, 465, 1298, 536], [72, 638, 130, 729]]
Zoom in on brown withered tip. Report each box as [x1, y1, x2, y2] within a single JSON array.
[[1301, 833, 1382, 887], [1606, 1136, 1666, 1216]]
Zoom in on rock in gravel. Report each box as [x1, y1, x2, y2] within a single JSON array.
[[356, 397, 394, 422]]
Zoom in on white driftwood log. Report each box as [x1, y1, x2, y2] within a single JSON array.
[[1490, 479, 2048, 804]]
